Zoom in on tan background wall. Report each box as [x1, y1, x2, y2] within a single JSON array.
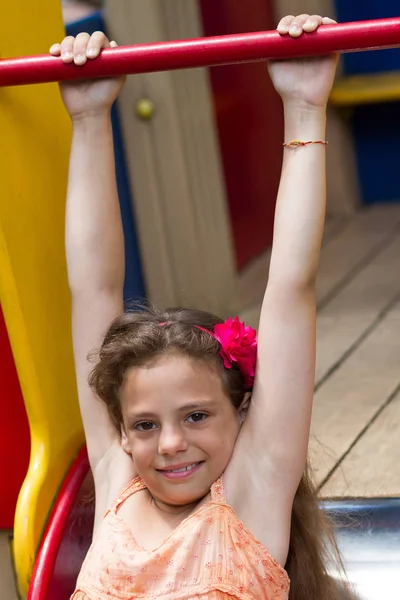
[[105, 0, 237, 315]]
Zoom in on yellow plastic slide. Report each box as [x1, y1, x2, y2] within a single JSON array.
[[0, 1, 84, 596]]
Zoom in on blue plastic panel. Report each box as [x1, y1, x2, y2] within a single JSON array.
[[335, 0, 400, 74]]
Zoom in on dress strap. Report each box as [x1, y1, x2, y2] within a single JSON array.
[[210, 475, 226, 503], [107, 477, 147, 516]]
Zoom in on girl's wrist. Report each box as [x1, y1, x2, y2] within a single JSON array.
[[71, 108, 112, 127], [283, 100, 327, 123], [283, 103, 327, 143]]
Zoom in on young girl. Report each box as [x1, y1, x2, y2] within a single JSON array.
[[51, 14, 345, 600]]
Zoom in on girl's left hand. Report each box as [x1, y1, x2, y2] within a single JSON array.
[[268, 14, 339, 110]]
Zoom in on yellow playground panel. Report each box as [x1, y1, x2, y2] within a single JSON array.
[[331, 70, 400, 106], [0, 1, 84, 596]]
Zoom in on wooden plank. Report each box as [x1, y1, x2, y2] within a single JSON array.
[[323, 215, 348, 244], [316, 204, 400, 306], [238, 216, 348, 327], [310, 302, 400, 487], [315, 235, 400, 384], [0, 532, 17, 600], [321, 390, 400, 497], [239, 205, 400, 327]]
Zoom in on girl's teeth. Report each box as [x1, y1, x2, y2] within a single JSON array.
[[168, 463, 198, 473]]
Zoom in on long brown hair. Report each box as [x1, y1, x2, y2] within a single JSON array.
[[89, 305, 349, 600]]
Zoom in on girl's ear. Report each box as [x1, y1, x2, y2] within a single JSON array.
[[238, 391, 251, 425], [121, 424, 132, 456]]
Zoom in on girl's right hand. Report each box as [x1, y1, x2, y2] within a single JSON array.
[[50, 31, 126, 120]]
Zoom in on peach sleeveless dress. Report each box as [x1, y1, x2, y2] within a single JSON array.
[[71, 476, 290, 599]]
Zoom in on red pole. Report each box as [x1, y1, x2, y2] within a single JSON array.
[[1, 18, 400, 87]]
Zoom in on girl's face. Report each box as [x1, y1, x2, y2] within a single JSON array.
[[120, 355, 246, 509]]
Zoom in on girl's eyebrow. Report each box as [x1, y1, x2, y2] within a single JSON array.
[[127, 411, 157, 422], [178, 400, 217, 412], [127, 400, 217, 422]]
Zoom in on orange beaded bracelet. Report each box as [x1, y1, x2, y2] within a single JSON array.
[[283, 140, 328, 148]]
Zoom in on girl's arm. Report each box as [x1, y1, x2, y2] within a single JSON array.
[[53, 33, 131, 475], [66, 114, 125, 467], [226, 14, 338, 563]]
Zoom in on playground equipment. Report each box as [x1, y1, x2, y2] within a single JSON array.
[[1, 18, 400, 87], [1, 11, 399, 599]]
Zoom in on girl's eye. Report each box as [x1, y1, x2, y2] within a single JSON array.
[[187, 412, 207, 423], [135, 422, 157, 431]]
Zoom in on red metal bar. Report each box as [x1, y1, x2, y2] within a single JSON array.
[[1, 18, 400, 87], [27, 446, 90, 600]]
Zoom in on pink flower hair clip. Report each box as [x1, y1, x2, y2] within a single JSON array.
[[196, 317, 257, 388], [160, 316, 258, 387]]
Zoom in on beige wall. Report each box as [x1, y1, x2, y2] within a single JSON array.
[[273, 0, 334, 19]]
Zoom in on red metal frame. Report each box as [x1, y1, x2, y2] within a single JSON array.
[[27, 446, 90, 600], [1, 18, 400, 87]]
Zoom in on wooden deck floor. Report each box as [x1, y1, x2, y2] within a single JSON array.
[[241, 203, 400, 498]]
